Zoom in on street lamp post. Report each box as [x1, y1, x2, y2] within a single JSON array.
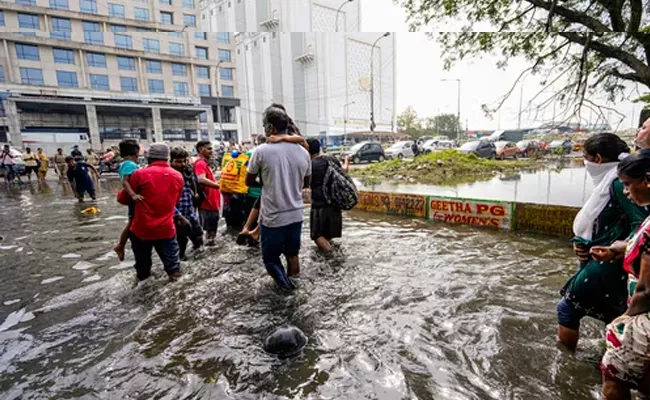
[[441, 78, 461, 139], [335, 0, 354, 32], [370, 32, 390, 133], [215, 59, 224, 139], [344, 101, 355, 137]]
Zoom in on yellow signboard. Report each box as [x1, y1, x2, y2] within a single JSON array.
[[513, 203, 579, 237], [356, 191, 428, 218]]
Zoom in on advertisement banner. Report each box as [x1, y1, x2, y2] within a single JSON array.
[[428, 196, 513, 230], [513, 203, 579, 237], [220, 152, 250, 194], [356, 191, 428, 218]]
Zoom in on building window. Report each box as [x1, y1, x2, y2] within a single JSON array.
[[146, 59, 162, 73], [194, 32, 207, 40], [90, 74, 109, 90], [51, 32, 71, 40], [0, 11, 4, 26], [0, 66, 4, 83], [83, 21, 103, 45], [174, 81, 189, 96], [171, 63, 186, 76], [20, 68, 44, 85], [168, 32, 183, 37], [111, 24, 127, 32], [114, 34, 132, 49], [217, 32, 229, 44], [199, 112, 207, 122], [136, 28, 153, 32], [51, 17, 71, 31], [195, 46, 208, 59], [53, 48, 75, 64], [148, 79, 165, 94], [120, 77, 138, 92], [16, 0, 36, 5], [183, 14, 196, 27], [198, 84, 211, 97], [49, 0, 69, 9], [182, 0, 194, 8], [160, 0, 171, 4], [80, 0, 98, 13], [221, 85, 234, 97], [18, 13, 39, 29], [218, 49, 231, 62], [87, 52, 107, 67], [169, 42, 185, 56], [196, 66, 209, 79], [117, 56, 135, 70], [108, 3, 125, 18], [144, 39, 160, 53], [16, 44, 39, 61], [220, 67, 233, 80], [134, 7, 150, 21], [56, 71, 78, 88], [160, 11, 173, 24]]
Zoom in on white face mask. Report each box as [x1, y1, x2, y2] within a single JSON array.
[[584, 160, 618, 185]]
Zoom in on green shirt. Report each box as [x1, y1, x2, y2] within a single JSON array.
[[563, 179, 649, 322], [246, 150, 262, 198]]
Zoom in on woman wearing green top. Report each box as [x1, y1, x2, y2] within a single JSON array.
[[557, 133, 649, 351]]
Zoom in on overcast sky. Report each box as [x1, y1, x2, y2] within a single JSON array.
[[359, 0, 642, 131]]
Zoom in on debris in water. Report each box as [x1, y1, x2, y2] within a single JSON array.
[[81, 206, 101, 215], [264, 326, 308, 358]]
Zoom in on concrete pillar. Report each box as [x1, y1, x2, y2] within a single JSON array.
[[3, 40, 13, 82], [85, 104, 102, 150], [78, 50, 88, 88], [152, 106, 163, 142], [206, 106, 215, 142], [5, 99, 21, 147]]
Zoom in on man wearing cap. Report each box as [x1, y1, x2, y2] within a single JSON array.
[[127, 143, 185, 281]]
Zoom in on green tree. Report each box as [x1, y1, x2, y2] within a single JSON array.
[[399, 0, 650, 119], [397, 106, 423, 138], [432, 114, 462, 139]]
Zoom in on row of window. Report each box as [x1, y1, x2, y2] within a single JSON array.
[[17, 11, 195, 28], [15, 0, 196, 17], [16, 44, 233, 80], [17, 67, 234, 96], [16, 40, 230, 62]]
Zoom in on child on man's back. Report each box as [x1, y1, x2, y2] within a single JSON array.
[[113, 140, 143, 261]]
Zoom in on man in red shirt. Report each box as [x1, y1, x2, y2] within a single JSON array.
[[128, 143, 184, 281], [194, 141, 221, 246]]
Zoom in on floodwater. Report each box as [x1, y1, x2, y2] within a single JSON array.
[[0, 178, 608, 399], [365, 164, 591, 207]]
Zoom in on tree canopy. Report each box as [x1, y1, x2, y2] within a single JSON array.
[[399, 0, 650, 122], [397, 108, 462, 138]]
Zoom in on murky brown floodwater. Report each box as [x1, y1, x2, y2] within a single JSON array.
[[0, 178, 606, 399]]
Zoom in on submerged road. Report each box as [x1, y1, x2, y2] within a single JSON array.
[[0, 178, 605, 399]]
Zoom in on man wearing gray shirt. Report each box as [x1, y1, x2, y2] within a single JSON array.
[[246, 105, 311, 289]]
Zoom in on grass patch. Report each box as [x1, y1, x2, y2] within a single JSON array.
[[350, 150, 538, 185]]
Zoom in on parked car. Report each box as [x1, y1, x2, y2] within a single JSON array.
[[458, 141, 497, 159], [495, 141, 518, 160], [385, 141, 415, 160], [422, 139, 454, 153], [548, 139, 573, 155], [342, 141, 385, 164], [516, 140, 542, 157]]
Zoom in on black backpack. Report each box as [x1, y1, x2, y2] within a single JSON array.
[[322, 155, 359, 210]]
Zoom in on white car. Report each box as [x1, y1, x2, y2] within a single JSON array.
[[422, 139, 454, 153], [384, 141, 415, 160]]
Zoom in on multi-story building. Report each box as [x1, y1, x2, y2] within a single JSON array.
[[0, 0, 242, 150], [200, 0, 396, 144]]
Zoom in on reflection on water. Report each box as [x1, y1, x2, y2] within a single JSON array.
[[365, 165, 591, 207], [0, 179, 605, 399]]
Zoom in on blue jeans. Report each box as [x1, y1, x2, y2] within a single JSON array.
[[130, 233, 181, 281], [260, 221, 302, 289]]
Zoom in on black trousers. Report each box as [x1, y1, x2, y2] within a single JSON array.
[[175, 217, 204, 258]]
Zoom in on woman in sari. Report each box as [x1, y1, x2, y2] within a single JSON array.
[[592, 150, 650, 399], [557, 134, 648, 351]]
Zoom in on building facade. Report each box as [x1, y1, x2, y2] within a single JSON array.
[[200, 0, 396, 144], [0, 0, 242, 150]]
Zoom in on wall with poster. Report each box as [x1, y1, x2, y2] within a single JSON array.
[[513, 203, 579, 237], [356, 191, 428, 218], [427, 196, 513, 230]]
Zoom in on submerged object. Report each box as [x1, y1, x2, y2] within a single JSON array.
[[264, 326, 308, 358], [81, 206, 101, 215]]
